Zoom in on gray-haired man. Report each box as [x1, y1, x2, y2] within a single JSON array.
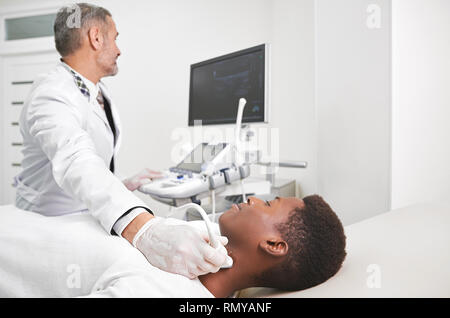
[[15, 3, 229, 279]]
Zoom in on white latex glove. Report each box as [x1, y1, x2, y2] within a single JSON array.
[[132, 216, 229, 279], [123, 168, 163, 191]]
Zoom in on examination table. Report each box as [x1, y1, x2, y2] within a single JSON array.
[[238, 202, 450, 298]]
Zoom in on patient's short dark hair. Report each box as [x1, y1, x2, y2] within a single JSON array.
[[260, 195, 347, 291]]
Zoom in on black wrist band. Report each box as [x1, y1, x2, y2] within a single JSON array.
[[123, 206, 154, 217], [111, 206, 154, 235]]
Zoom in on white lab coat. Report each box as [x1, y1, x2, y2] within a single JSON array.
[[15, 61, 147, 233]]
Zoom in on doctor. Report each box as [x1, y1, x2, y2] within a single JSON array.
[[14, 3, 228, 279]]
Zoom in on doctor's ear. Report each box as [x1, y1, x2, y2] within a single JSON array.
[[259, 238, 288, 257], [87, 26, 103, 50]]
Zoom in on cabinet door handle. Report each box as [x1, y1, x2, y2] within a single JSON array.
[[11, 81, 33, 85], [12, 163, 21, 167]]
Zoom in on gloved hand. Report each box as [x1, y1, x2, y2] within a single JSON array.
[[123, 168, 163, 191], [132, 216, 229, 279]]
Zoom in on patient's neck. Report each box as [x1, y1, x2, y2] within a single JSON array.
[[198, 259, 251, 298]]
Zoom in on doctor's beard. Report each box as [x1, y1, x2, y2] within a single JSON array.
[[98, 55, 119, 78], [109, 61, 119, 76], [105, 61, 119, 77]]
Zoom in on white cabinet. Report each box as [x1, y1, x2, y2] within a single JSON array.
[[1, 53, 57, 204]]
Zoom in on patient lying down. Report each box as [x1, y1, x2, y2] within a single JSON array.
[[0, 195, 346, 298]]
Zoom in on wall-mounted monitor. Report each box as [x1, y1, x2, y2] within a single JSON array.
[[188, 44, 269, 126]]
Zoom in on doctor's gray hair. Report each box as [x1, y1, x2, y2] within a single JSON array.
[[53, 3, 112, 57]]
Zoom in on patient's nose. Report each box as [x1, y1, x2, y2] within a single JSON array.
[[247, 197, 263, 206]]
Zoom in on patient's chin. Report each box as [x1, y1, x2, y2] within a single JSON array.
[[218, 212, 229, 236], [217, 209, 237, 243], [218, 208, 233, 227]]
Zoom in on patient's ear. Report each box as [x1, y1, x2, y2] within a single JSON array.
[[259, 238, 288, 257]]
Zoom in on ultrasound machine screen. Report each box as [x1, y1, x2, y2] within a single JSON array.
[[175, 143, 227, 173], [189, 44, 266, 126]]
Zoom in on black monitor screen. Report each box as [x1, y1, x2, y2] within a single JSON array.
[[189, 44, 266, 126]]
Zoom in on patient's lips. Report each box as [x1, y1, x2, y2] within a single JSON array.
[[232, 204, 240, 212], [238, 202, 248, 210]]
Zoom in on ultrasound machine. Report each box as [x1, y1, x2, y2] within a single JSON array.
[[138, 44, 307, 220]]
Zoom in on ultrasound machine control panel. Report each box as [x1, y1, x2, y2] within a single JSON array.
[[138, 142, 250, 202]]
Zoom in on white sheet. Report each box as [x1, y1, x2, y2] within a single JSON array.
[[238, 202, 450, 298], [2, 202, 449, 298], [0, 205, 213, 297]]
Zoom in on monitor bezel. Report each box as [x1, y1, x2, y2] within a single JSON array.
[[188, 43, 270, 126]]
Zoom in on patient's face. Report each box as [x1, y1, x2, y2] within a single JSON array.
[[219, 196, 305, 249]]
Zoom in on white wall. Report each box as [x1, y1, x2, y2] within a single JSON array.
[[268, 0, 316, 197], [315, 0, 392, 225], [391, 0, 450, 209]]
